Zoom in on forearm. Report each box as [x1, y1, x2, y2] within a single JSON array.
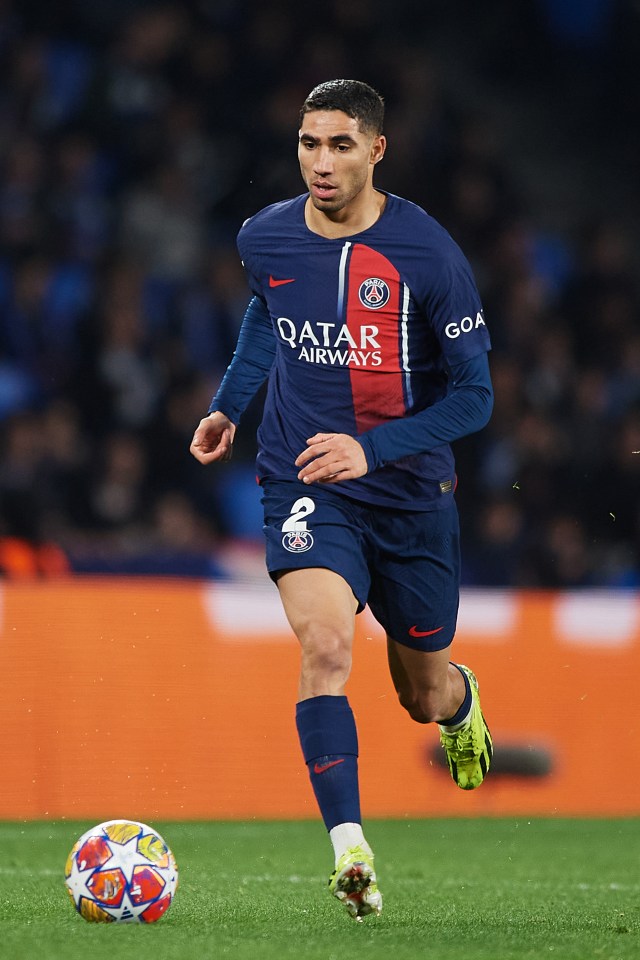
[[210, 354, 271, 424], [358, 353, 493, 469], [208, 296, 275, 423]]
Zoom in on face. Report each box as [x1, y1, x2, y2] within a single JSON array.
[[298, 110, 385, 215]]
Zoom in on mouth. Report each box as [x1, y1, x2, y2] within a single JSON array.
[[311, 181, 338, 201]]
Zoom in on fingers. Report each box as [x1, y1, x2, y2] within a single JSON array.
[[189, 423, 234, 464], [189, 439, 229, 464], [296, 433, 367, 484], [299, 456, 349, 484], [191, 442, 233, 464], [294, 433, 334, 468]]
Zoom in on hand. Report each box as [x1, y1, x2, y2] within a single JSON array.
[[189, 412, 236, 464], [295, 433, 368, 485]]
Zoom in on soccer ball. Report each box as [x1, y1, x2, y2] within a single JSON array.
[[64, 819, 178, 923]]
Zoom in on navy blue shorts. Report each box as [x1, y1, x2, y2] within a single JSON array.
[[261, 479, 460, 652]]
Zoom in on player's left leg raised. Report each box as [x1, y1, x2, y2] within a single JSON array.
[[438, 663, 492, 790]]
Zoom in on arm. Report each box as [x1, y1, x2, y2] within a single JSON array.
[[358, 351, 493, 470], [295, 352, 493, 484], [208, 295, 276, 423], [190, 296, 275, 465]]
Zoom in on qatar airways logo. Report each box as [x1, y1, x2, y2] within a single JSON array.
[[276, 317, 382, 366], [445, 311, 486, 339]]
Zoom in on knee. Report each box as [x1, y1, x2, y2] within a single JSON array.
[[300, 626, 352, 686]]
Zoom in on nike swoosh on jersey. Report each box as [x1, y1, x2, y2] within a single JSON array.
[[269, 276, 296, 287], [408, 625, 445, 638], [313, 759, 345, 775]]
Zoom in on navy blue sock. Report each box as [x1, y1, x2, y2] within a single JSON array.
[[295, 695, 361, 831], [440, 663, 472, 726]]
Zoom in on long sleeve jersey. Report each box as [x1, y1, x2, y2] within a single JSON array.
[[211, 192, 493, 510]]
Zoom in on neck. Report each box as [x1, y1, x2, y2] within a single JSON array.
[[305, 189, 386, 239]]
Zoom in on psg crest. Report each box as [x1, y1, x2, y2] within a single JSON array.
[[358, 276, 390, 309], [282, 531, 314, 553]]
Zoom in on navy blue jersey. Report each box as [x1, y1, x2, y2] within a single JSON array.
[[237, 192, 491, 509]]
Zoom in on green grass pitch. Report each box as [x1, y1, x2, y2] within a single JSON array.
[[0, 818, 638, 960]]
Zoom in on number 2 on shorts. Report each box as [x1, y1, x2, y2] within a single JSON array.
[[282, 497, 315, 532]]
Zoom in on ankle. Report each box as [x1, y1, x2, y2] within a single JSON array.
[[329, 822, 372, 864]]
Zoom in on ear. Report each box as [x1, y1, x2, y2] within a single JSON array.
[[370, 134, 386, 165]]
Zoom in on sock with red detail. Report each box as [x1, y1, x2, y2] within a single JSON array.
[[295, 695, 361, 831]]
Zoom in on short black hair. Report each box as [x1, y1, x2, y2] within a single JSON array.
[[299, 79, 384, 136]]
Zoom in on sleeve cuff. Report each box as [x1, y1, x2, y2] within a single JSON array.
[[356, 434, 382, 472]]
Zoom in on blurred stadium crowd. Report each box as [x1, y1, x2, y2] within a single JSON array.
[[0, 0, 639, 585]]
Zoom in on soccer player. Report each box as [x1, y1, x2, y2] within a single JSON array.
[[190, 79, 493, 921]]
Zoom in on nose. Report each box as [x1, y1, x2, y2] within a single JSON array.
[[313, 147, 334, 176]]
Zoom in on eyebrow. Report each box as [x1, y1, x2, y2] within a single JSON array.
[[298, 133, 359, 146]]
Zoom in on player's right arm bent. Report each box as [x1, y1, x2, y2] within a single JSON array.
[[190, 295, 276, 468]]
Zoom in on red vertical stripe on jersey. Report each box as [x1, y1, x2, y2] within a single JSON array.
[[345, 243, 405, 433]]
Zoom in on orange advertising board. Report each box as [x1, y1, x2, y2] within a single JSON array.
[[1, 578, 638, 820]]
